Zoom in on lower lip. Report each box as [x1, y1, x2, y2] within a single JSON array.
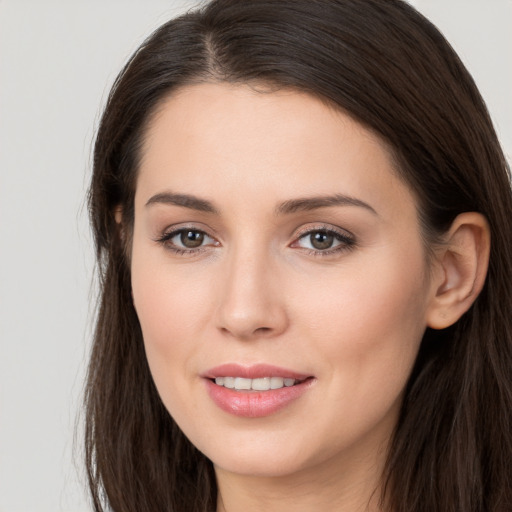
[[205, 378, 314, 418]]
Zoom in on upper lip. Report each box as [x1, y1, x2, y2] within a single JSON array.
[[202, 363, 311, 380]]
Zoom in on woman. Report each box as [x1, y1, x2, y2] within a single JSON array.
[[85, 0, 512, 510]]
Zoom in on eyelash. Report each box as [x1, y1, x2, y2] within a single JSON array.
[[291, 225, 356, 257], [155, 225, 356, 257], [155, 227, 218, 256]]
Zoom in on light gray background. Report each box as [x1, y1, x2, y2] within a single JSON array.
[[0, 1, 510, 511]]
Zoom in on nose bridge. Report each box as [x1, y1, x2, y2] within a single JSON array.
[[216, 239, 287, 339]]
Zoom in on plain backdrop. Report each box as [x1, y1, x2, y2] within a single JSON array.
[[0, 1, 510, 511]]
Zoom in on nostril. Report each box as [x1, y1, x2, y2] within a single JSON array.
[[255, 326, 272, 333]]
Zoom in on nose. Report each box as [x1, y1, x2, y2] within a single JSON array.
[[215, 247, 289, 341]]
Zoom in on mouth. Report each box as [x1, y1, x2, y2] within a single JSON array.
[[203, 364, 315, 417], [211, 376, 308, 391]]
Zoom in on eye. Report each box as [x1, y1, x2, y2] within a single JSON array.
[[304, 231, 337, 250], [175, 229, 208, 248], [156, 228, 218, 253], [293, 227, 355, 254]]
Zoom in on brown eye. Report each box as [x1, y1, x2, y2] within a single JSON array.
[[157, 228, 217, 252], [309, 231, 335, 250], [180, 230, 205, 248], [293, 228, 355, 254]]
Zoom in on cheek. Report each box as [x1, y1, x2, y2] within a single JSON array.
[[296, 246, 429, 395], [130, 247, 212, 386], [278, 252, 430, 457], [131, 264, 211, 432]]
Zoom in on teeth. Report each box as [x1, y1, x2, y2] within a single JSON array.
[[234, 377, 252, 390], [224, 377, 235, 389], [270, 377, 284, 389], [252, 377, 271, 391], [214, 376, 299, 391]]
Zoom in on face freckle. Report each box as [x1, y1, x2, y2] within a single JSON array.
[[130, 82, 435, 483]]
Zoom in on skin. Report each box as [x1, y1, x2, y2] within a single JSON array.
[[130, 82, 447, 511]]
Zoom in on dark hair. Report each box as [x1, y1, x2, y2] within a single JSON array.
[[86, 0, 512, 510]]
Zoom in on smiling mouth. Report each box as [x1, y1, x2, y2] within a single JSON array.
[[213, 376, 307, 391], [205, 371, 315, 417]]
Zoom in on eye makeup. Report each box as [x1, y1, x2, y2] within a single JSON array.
[[290, 224, 357, 258], [153, 222, 357, 259]]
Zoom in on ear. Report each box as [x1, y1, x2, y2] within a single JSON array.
[[114, 206, 135, 303], [114, 206, 123, 225], [114, 206, 126, 244], [426, 212, 490, 330]]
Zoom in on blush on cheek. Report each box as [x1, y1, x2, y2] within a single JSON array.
[[133, 272, 208, 379], [304, 254, 428, 394]]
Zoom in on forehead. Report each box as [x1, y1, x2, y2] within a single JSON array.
[[136, 82, 416, 219]]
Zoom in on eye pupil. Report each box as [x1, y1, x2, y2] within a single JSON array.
[[311, 231, 334, 250], [180, 230, 204, 248]]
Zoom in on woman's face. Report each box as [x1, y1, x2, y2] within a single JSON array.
[[131, 83, 437, 479]]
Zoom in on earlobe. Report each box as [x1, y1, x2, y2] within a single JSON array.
[[426, 212, 490, 330]]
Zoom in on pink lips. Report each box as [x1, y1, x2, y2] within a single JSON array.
[[203, 364, 314, 418]]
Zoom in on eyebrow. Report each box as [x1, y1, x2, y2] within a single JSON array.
[[275, 194, 378, 216], [145, 191, 377, 216], [145, 192, 219, 214]]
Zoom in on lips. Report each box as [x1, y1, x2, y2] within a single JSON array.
[[202, 364, 315, 418], [203, 363, 310, 380]]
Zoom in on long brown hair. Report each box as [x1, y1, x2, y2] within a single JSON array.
[[85, 1, 512, 510]]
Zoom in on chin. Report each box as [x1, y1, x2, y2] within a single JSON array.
[[196, 432, 333, 479], [212, 453, 311, 479]]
